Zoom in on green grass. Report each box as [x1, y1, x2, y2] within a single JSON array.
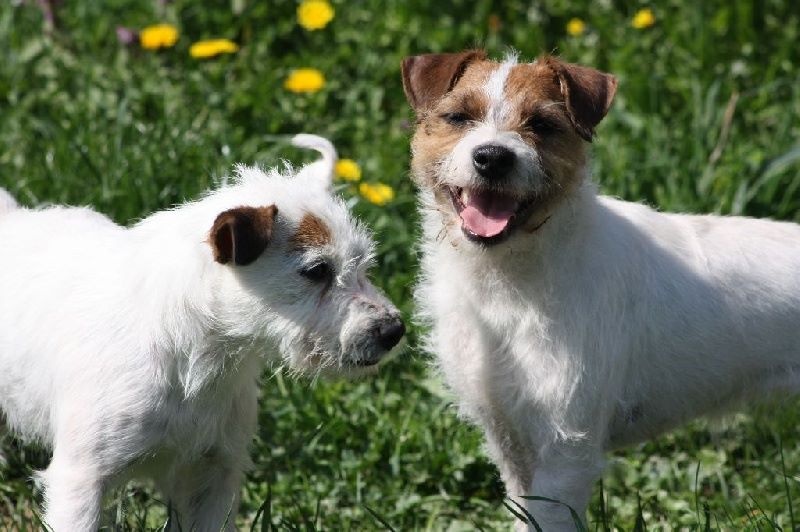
[[1, 0, 799, 529]]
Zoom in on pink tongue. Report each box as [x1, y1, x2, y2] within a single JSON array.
[[460, 190, 517, 238]]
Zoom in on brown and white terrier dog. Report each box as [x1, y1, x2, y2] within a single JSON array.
[[403, 49, 800, 530]]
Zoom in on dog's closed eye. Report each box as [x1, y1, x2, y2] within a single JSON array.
[[441, 112, 472, 127], [299, 261, 334, 283], [524, 114, 563, 136]]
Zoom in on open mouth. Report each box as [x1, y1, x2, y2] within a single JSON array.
[[448, 187, 536, 245]]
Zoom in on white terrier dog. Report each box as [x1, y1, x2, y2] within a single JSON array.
[[402, 50, 800, 529], [0, 135, 404, 531]]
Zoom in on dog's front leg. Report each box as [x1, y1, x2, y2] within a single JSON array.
[[521, 446, 604, 531], [480, 414, 533, 500], [41, 458, 104, 531], [165, 455, 244, 532]]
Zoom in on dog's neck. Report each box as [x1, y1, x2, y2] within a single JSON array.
[[129, 204, 269, 398]]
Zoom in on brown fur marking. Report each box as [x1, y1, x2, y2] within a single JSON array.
[[541, 56, 618, 141], [410, 60, 496, 188], [401, 50, 487, 112], [291, 213, 332, 249]]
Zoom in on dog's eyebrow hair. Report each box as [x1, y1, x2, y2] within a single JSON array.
[[291, 212, 332, 249], [520, 100, 565, 116], [453, 91, 488, 118], [534, 100, 566, 111]]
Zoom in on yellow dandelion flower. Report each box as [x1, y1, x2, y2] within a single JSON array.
[[359, 183, 394, 206], [632, 8, 655, 29], [566, 18, 586, 36], [284, 68, 326, 93], [189, 39, 239, 59], [297, 0, 335, 31], [335, 159, 362, 182], [139, 24, 179, 50]]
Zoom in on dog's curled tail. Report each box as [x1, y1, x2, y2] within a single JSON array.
[[0, 188, 18, 217], [292, 134, 338, 184]]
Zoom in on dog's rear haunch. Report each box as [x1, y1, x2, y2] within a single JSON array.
[[0, 135, 404, 531]]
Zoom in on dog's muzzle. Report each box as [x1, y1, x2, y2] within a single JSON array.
[[376, 316, 405, 351], [472, 143, 516, 180], [354, 314, 405, 367]]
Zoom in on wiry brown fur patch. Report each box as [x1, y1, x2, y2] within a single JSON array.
[[402, 50, 487, 112], [410, 60, 496, 188], [291, 213, 332, 249], [502, 60, 590, 225]]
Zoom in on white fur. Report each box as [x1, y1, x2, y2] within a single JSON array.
[[418, 157, 800, 527], [484, 53, 518, 125], [0, 135, 402, 531], [0, 187, 18, 216]]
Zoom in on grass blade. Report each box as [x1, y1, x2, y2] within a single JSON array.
[[632, 492, 647, 532], [520, 495, 587, 532], [250, 482, 272, 532], [780, 437, 796, 529], [362, 503, 397, 532], [503, 497, 542, 532]]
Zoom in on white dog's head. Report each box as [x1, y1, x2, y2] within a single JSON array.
[[205, 135, 404, 377], [402, 51, 617, 245]]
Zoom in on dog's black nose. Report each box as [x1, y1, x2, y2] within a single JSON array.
[[377, 317, 405, 351], [472, 144, 515, 178]]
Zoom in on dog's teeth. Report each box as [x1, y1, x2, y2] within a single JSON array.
[[460, 189, 470, 204]]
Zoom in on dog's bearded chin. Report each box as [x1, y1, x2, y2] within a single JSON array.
[[448, 186, 534, 244]]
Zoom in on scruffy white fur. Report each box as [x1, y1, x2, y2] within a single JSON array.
[[407, 54, 800, 529], [0, 135, 403, 531]]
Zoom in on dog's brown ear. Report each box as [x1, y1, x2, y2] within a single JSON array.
[[401, 50, 487, 112], [545, 57, 617, 142], [210, 205, 278, 266]]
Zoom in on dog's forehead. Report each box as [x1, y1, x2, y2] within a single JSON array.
[[288, 205, 372, 262], [444, 59, 562, 114], [503, 63, 562, 102], [291, 212, 332, 248]]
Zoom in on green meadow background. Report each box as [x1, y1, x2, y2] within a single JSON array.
[[1, 0, 800, 529]]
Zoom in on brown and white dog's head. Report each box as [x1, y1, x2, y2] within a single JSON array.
[[204, 135, 405, 378], [402, 51, 617, 245]]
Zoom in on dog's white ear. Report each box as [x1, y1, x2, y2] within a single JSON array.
[[210, 205, 278, 266], [401, 50, 487, 112], [544, 56, 617, 142], [292, 134, 338, 189]]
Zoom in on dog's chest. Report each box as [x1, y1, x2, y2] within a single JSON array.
[[430, 253, 558, 370], [144, 355, 261, 466]]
